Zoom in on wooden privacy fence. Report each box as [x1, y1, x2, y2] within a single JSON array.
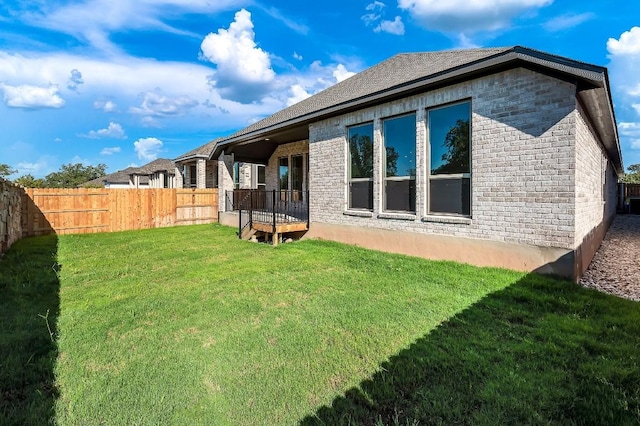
[[22, 188, 218, 236]]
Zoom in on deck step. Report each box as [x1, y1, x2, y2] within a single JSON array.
[[240, 226, 257, 241]]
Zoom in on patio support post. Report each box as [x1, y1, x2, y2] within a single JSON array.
[[175, 165, 184, 188], [217, 151, 234, 213]]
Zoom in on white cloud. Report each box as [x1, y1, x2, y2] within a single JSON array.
[[367, 1, 386, 10], [22, 0, 246, 54], [94, 100, 117, 112], [293, 52, 303, 61], [100, 146, 121, 155], [607, 27, 640, 56], [543, 13, 594, 32], [333, 64, 356, 82], [67, 68, 84, 91], [608, 28, 640, 166], [286, 84, 312, 106], [608, 28, 640, 99], [282, 62, 358, 107], [86, 122, 126, 139], [375, 16, 405, 35], [619, 122, 640, 137], [362, 1, 386, 25], [457, 33, 480, 48], [15, 155, 58, 177], [130, 90, 199, 118], [200, 8, 275, 103], [398, 0, 552, 34], [0, 83, 65, 108], [134, 137, 163, 161], [257, 5, 309, 35]]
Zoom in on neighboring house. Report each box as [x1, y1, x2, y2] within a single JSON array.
[[133, 158, 177, 188], [179, 46, 622, 280], [80, 159, 176, 188], [173, 140, 264, 189]]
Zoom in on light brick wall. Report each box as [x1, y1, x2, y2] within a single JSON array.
[[265, 141, 309, 191], [239, 163, 253, 189], [217, 153, 234, 212], [174, 165, 184, 188], [574, 101, 618, 246], [196, 158, 206, 189], [309, 67, 579, 249]]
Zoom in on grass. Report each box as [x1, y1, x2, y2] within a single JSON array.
[[1, 224, 639, 425]]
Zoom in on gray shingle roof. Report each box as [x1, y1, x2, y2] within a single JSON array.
[[80, 167, 139, 187], [226, 47, 512, 140], [135, 158, 176, 174], [174, 46, 620, 172], [80, 158, 174, 187], [174, 138, 222, 162]]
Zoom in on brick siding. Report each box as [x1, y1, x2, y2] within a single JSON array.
[[309, 67, 584, 249]]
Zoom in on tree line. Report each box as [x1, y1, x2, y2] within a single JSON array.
[[0, 163, 107, 188]]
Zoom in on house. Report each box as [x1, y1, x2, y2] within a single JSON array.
[[81, 159, 176, 188], [173, 139, 264, 190], [179, 46, 622, 280], [133, 158, 177, 188]]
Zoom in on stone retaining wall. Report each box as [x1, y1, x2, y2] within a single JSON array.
[[0, 178, 24, 256]]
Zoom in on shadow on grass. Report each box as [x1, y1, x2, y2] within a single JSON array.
[[0, 235, 60, 425], [301, 273, 640, 425]]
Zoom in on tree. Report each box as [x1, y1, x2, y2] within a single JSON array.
[[349, 134, 373, 178], [432, 119, 470, 175], [44, 163, 108, 188], [13, 174, 45, 188], [621, 164, 640, 184], [0, 163, 16, 178], [385, 147, 399, 177]]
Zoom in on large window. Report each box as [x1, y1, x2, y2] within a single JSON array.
[[428, 101, 471, 216], [383, 113, 416, 212], [292, 155, 304, 200], [189, 164, 197, 187], [257, 165, 266, 190], [278, 157, 289, 190], [348, 123, 374, 210]]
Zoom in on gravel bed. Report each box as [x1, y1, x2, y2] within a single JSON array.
[[579, 215, 640, 302]]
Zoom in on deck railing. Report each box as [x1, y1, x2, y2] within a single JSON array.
[[226, 189, 310, 237]]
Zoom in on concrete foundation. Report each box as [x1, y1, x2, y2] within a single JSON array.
[[304, 222, 576, 279]]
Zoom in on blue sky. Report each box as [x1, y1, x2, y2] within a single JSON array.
[[1, 0, 639, 178]]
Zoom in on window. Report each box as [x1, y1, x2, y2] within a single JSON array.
[[292, 155, 304, 200], [233, 162, 240, 189], [383, 114, 416, 212], [348, 123, 374, 210], [428, 101, 471, 216], [257, 165, 266, 190], [189, 164, 197, 187], [278, 157, 289, 190]]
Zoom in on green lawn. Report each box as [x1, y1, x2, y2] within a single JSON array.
[[1, 224, 639, 425]]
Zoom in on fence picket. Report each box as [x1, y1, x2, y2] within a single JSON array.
[[20, 188, 218, 236]]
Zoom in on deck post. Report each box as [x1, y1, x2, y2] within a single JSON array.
[[306, 190, 310, 229], [272, 190, 277, 235], [249, 189, 253, 229]]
